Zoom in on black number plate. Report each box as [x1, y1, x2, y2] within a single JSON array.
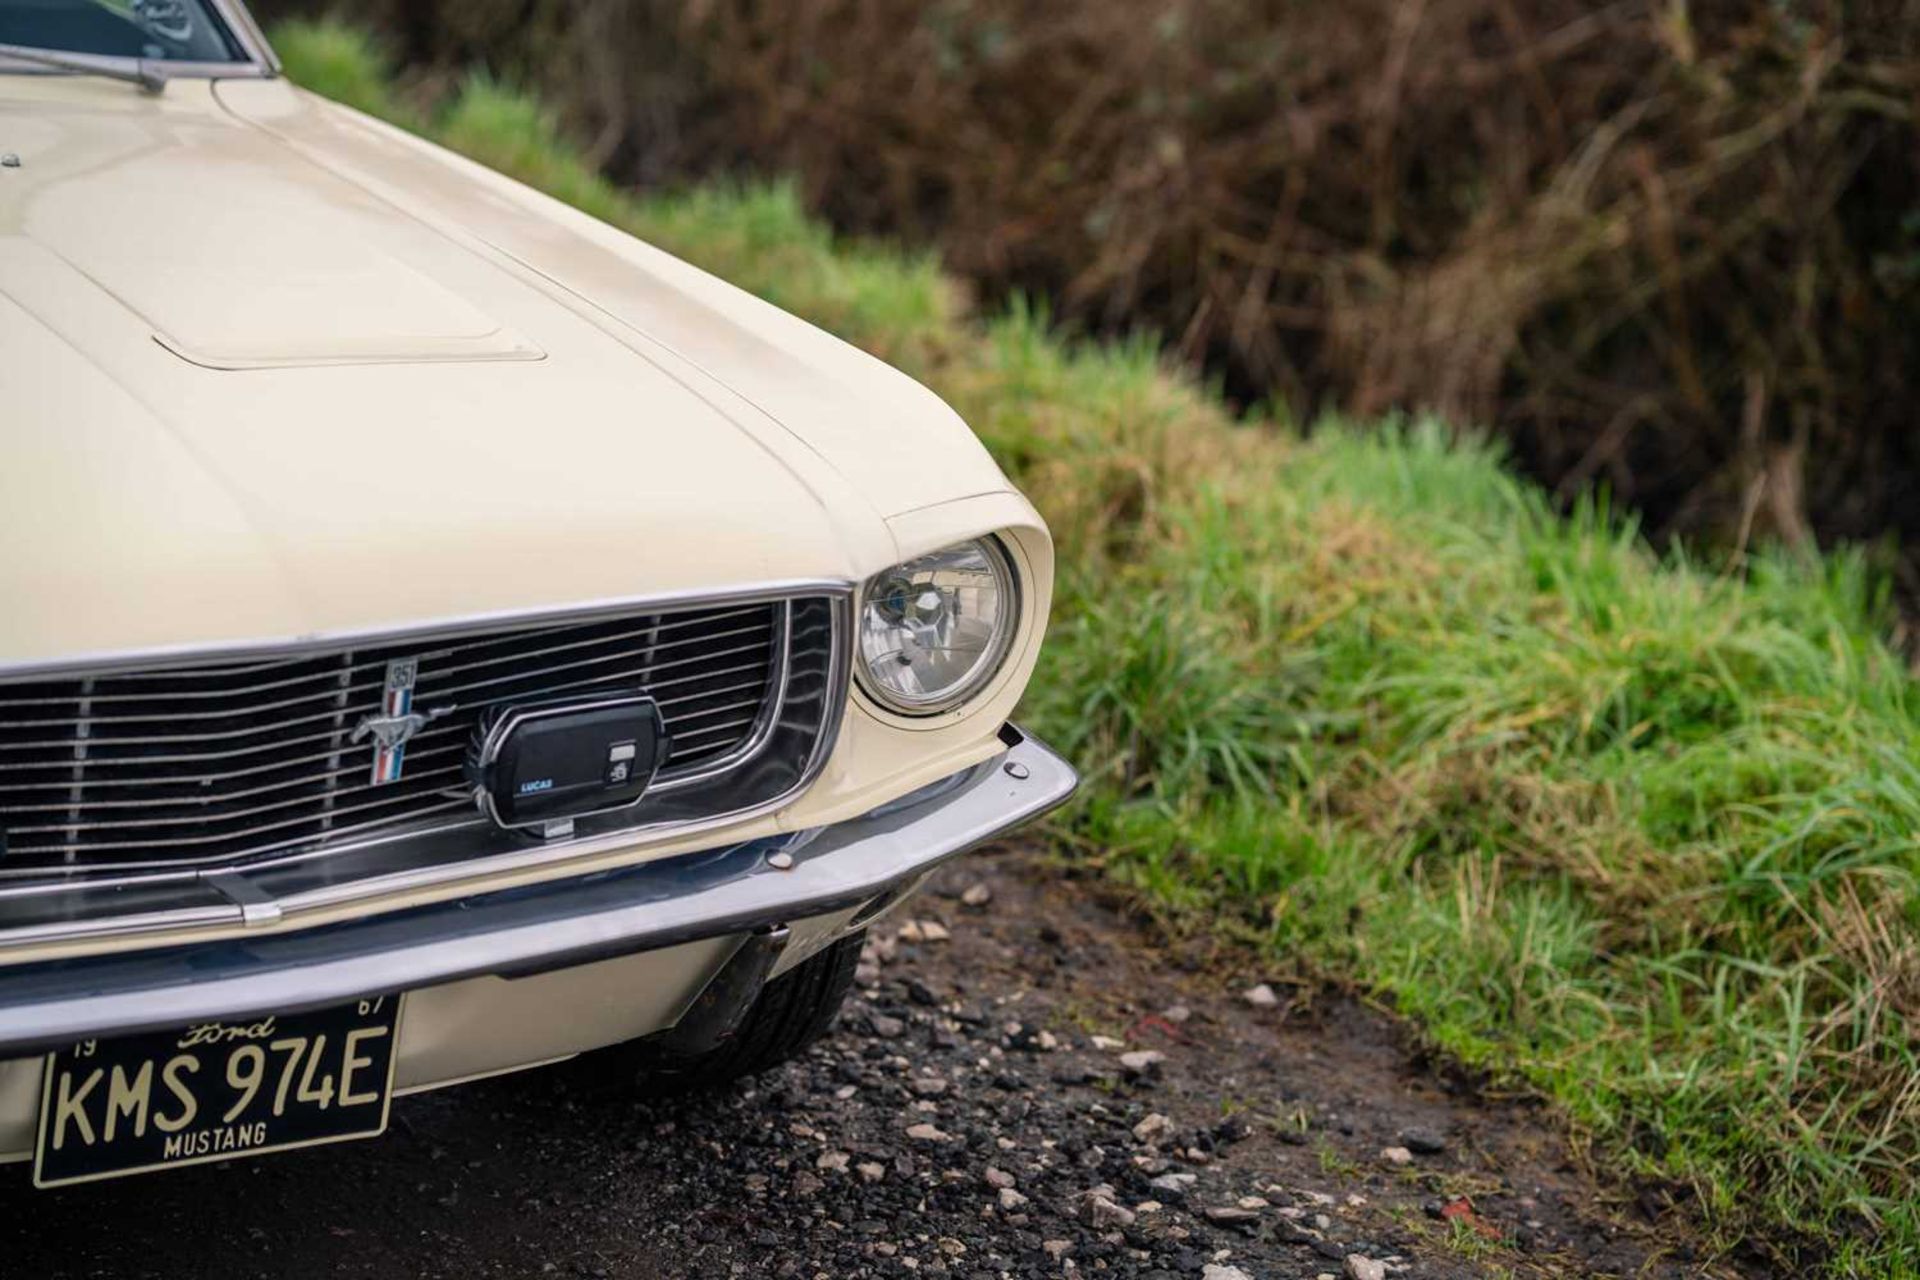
[[33, 996, 401, 1187]]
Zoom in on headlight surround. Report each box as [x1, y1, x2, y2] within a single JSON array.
[[855, 537, 1020, 716]]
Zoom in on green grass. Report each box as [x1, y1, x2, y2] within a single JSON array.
[[274, 23, 1920, 1276]]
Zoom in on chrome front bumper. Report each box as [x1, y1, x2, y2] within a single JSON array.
[[0, 724, 1076, 1058]]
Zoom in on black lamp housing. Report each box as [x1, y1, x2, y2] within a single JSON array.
[[466, 691, 668, 830]]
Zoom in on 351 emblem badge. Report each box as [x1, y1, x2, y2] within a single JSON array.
[[350, 658, 441, 785]]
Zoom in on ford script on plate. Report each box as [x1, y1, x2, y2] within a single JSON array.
[[33, 997, 401, 1187]]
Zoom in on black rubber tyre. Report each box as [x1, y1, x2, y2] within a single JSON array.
[[588, 931, 865, 1094]]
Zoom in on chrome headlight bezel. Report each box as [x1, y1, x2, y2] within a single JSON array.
[[854, 535, 1021, 717]]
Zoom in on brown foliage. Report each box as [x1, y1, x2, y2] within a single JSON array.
[[261, 0, 1920, 565]]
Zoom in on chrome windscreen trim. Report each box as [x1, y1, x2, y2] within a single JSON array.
[[206, 0, 278, 72], [0, 54, 269, 81]]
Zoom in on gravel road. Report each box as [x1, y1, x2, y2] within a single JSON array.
[[1, 848, 1755, 1279]]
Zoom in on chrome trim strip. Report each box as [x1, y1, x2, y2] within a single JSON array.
[[0, 578, 853, 683], [5, 902, 241, 945], [0, 53, 269, 80], [0, 726, 1076, 1056]]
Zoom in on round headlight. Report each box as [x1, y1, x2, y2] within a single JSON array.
[[856, 537, 1019, 716]]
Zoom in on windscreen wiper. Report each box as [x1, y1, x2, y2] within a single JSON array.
[[0, 43, 167, 93]]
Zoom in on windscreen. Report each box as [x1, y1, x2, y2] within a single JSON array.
[[0, 0, 242, 63]]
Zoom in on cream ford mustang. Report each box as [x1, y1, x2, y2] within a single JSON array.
[[0, 0, 1073, 1187]]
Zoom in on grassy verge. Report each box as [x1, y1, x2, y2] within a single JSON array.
[[275, 23, 1920, 1275]]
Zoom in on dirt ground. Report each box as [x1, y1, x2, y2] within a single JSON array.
[[0, 847, 1756, 1279]]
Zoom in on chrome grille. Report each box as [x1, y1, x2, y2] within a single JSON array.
[[0, 600, 797, 873]]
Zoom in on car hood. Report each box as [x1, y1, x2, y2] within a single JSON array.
[[0, 76, 1010, 670]]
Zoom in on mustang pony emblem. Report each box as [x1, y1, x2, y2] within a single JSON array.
[[352, 658, 450, 785]]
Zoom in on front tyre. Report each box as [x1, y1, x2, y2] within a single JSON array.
[[595, 932, 865, 1092]]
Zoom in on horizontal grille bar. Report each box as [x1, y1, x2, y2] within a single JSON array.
[[0, 597, 808, 871], [0, 711, 770, 834], [0, 608, 768, 710], [0, 692, 772, 796], [0, 742, 472, 811], [0, 652, 774, 757], [0, 626, 772, 732], [0, 663, 773, 774], [27, 797, 480, 856]]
